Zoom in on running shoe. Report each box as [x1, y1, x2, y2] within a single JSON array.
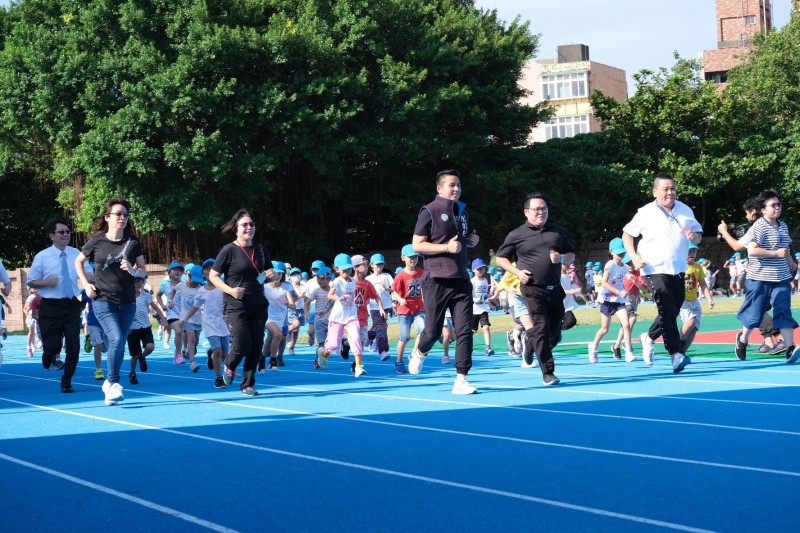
[[174, 353, 186, 365], [787, 345, 800, 365], [53, 359, 65, 371], [380, 351, 391, 362], [442, 354, 451, 365], [611, 344, 622, 360], [755, 343, 772, 354], [640, 333, 655, 366], [769, 340, 787, 355], [408, 349, 426, 375], [451, 376, 477, 395], [354, 364, 367, 378], [394, 360, 407, 374], [84, 334, 92, 353], [207, 348, 214, 369], [94, 368, 105, 380], [735, 332, 747, 360], [139, 355, 148, 372], [190, 361, 200, 373], [129, 372, 138, 385], [241, 387, 259, 396], [223, 366, 234, 386], [214, 376, 227, 389], [257, 354, 266, 374], [672, 352, 689, 373], [269, 357, 279, 372], [587, 343, 599, 364], [542, 373, 560, 386]]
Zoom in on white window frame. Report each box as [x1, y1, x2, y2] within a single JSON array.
[[544, 115, 590, 140], [541, 72, 588, 101]]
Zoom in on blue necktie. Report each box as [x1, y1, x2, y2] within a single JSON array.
[[60, 251, 72, 298]]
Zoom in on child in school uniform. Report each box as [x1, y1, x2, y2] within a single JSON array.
[[391, 245, 425, 374], [588, 238, 637, 364], [127, 275, 167, 384], [305, 266, 333, 367], [366, 253, 394, 361], [172, 264, 205, 372]]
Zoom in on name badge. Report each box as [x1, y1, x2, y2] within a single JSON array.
[[257, 272, 267, 284]]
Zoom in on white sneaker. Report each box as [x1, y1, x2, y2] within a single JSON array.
[[640, 333, 654, 366], [103, 380, 124, 405], [588, 342, 599, 364], [408, 349, 426, 375], [625, 351, 637, 363], [190, 361, 200, 373], [520, 358, 537, 368], [672, 352, 689, 373], [441, 354, 451, 365], [354, 365, 367, 378], [451, 376, 477, 395]]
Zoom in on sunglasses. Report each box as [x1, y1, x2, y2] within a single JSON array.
[[54, 230, 71, 235]]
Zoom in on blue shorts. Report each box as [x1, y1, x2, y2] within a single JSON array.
[[600, 301, 626, 317], [511, 297, 528, 320], [288, 307, 305, 326], [207, 335, 230, 353], [397, 313, 425, 342], [314, 318, 329, 344], [737, 279, 798, 330], [183, 322, 203, 332]]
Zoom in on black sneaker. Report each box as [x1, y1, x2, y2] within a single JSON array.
[[341, 342, 350, 360], [139, 355, 148, 372], [735, 332, 747, 360], [611, 344, 622, 360], [129, 372, 138, 385], [269, 357, 279, 372], [787, 345, 800, 364], [214, 376, 227, 389], [257, 355, 266, 374], [53, 359, 65, 371], [207, 348, 214, 369], [276, 355, 285, 367], [522, 337, 535, 366], [769, 341, 786, 355], [542, 373, 560, 386]]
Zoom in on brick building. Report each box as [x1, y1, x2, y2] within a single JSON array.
[[520, 44, 627, 143], [703, 0, 774, 87]]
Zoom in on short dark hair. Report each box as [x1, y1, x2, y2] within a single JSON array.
[[436, 169, 461, 185], [755, 189, 780, 210], [46, 217, 70, 235], [652, 172, 674, 188], [742, 196, 760, 213], [524, 192, 547, 209]]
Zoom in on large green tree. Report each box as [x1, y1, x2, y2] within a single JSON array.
[[0, 0, 548, 264]]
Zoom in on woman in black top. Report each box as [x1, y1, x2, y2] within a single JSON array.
[[76, 198, 146, 405], [209, 209, 273, 396]]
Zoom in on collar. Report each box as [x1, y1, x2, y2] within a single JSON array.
[[525, 221, 548, 231], [433, 195, 456, 207]]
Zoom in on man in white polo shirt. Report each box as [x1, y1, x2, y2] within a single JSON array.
[[622, 172, 703, 374]]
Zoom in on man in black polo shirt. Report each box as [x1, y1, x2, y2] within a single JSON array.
[[496, 192, 575, 385]]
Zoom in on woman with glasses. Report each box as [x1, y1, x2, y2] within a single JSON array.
[[76, 198, 147, 405], [208, 209, 273, 396], [733, 190, 800, 364]]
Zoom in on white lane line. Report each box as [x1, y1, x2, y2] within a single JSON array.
[[0, 397, 715, 533], [0, 452, 240, 533]]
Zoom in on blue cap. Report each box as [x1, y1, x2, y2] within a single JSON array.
[[311, 260, 325, 270], [188, 264, 206, 285], [621, 254, 632, 264], [487, 267, 496, 274], [733, 252, 741, 258], [585, 261, 592, 268], [370, 253, 386, 265], [271, 260, 286, 273], [333, 253, 353, 270], [609, 237, 626, 255], [494, 273, 502, 280], [289, 267, 301, 275], [316, 266, 331, 278], [167, 262, 184, 272], [395, 266, 403, 274], [593, 264, 602, 271], [201, 258, 215, 269], [471, 258, 487, 270], [401, 244, 420, 258], [301, 271, 309, 279], [688, 242, 698, 250], [593, 261, 601, 267]]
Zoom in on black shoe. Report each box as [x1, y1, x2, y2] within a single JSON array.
[[207, 348, 214, 369], [276, 355, 285, 367], [53, 359, 65, 371], [522, 338, 535, 366], [214, 376, 227, 389], [542, 373, 560, 386], [350, 362, 356, 374], [735, 332, 747, 360], [611, 344, 622, 360], [139, 355, 148, 372], [61, 382, 74, 393], [341, 339, 350, 360], [129, 372, 138, 385], [257, 354, 266, 374], [269, 357, 279, 372]]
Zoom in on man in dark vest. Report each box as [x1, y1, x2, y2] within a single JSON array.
[[408, 169, 480, 394]]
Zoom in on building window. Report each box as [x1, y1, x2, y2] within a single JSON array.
[[705, 71, 728, 84], [745, 15, 756, 25], [544, 115, 590, 140], [541, 72, 588, 100]]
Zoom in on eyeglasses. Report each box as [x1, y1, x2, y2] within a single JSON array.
[[766, 202, 782, 208], [109, 212, 129, 218], [54, 230, 71, 235], [525, 207, 548, 213], [239, 222, 255, 228]]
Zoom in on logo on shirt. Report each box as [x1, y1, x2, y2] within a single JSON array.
[[441, 214, 449, 222]]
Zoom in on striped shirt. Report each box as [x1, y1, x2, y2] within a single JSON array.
[[131, 291, 153, 330], [746, 218, 793, 282]]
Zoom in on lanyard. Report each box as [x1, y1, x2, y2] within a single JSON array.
[[238, 243, 260, 274]]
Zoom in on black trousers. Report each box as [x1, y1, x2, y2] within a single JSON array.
[[418, 277, 473, 375], [645, 273, 685, 356], [521, 284, 565, 376], [224, 300, 267, 390], [38, 297, 82, 385]]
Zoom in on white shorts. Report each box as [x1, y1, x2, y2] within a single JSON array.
[[679, 300, 702, 331]]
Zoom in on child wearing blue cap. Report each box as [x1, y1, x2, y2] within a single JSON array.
[[319, 253, 367, 376], [366, 253, 394, 360], [172, 264, 206, 372], [470, 258, 495, 356], [305, 266, 333, 366], [157, 262, 185, 355], [588, 238, 637, 364], [583, 261, 596, 307], [303, 260, 326, 346], [390, 244, 425, 373], [260, 261, 296, 372]]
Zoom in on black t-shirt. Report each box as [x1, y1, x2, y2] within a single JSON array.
[[213, 242, 270, 309], [81, 234, 146, 304], [496, 221, 575, 287]]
